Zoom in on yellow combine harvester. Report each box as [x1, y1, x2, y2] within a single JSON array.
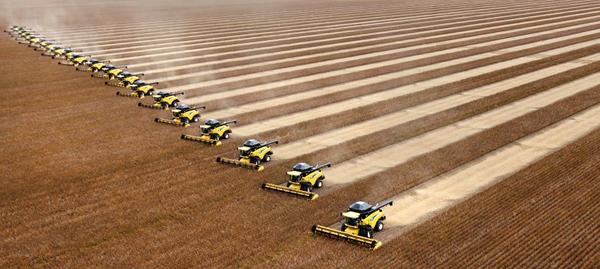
[[5, 26, 31, 38], [154, 104, 205, 127], [91, 64, 128, 78], [116, 81, 159, 98], [216, 139, 278, 171], [75, 59, 110, 72], [138, 91, 184, 109], [33, 39, 56, 51], [312, 200, 393, 250], [57, 54, 92, 66], [51, 48, 81, 59], [262, 162, 332, 200], [35, 41, 58, 52], [106, 71, 145, 87], [101, 66, 127, 80], [181, 119, 236, 146], [15, 32, 39, 45]]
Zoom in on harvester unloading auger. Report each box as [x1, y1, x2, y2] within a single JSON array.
[[154, 104, 205, 127], [181, 119, 236, 146], [216, 139, 278, 171], [262, 162, 332, 200], [312, 200, 393, 250], [138, 91, 184, 109]]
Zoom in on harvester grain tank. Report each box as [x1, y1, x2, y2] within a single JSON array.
[[181, 119, 237, 146], [312, 200, 393, 250], [261, 162, 332, 200], [216, 139, 278, 171]]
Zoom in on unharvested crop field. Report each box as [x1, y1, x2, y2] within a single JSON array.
[[1, 0, 599, 267]]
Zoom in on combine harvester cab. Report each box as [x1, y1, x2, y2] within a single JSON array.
[[154, 104, 205, 127], [116, 81, 159, 98], [262, 162, 332, 200], [312, 200, 393, 250], [181, 119, 237, 146], [216, 139, 278, 171], [138, 91, 184, 110]]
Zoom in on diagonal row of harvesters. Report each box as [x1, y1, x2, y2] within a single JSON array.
[[7, 25, 395, 250]]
